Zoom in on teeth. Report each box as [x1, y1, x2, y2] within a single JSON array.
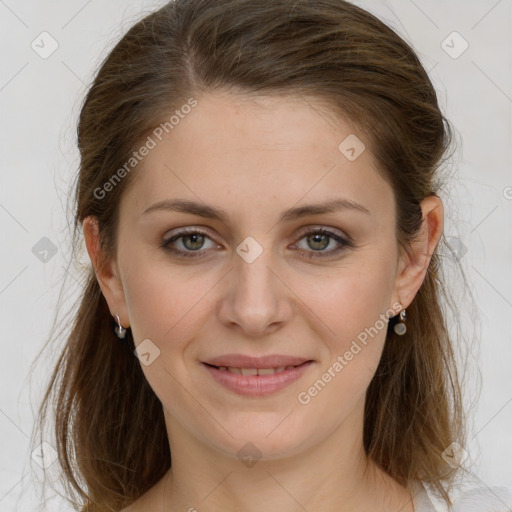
[[240, 368, 258, 376], [217, 365, 298, 375], [257, 367, 277, 375]]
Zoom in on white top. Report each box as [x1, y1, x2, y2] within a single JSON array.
[[412, 479, 512, 511]]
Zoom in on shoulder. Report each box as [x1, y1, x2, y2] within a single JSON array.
[[449, 485, 512, 511], [417, 480, 512, 512]]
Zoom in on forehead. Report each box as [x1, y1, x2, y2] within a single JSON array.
[[119, 90, 394, 226]]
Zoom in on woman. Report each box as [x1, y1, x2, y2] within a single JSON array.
[[34, 0, 512, 510]]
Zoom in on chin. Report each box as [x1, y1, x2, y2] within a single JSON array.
[[206, 420, 315, 463]]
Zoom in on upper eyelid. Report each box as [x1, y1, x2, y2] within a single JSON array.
[[163, 225, 348, 243], [163, 226, 350, 252]]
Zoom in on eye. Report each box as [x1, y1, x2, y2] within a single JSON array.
[[292, 227, 353, 258], [162, 228, 217, 258], [161, 226, 354, 259]]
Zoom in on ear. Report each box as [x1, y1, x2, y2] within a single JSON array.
[[391, 195, 444, 311], [82, 216, 130, 328]]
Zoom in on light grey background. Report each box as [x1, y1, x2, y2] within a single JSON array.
[[0, 0, 511, 510]]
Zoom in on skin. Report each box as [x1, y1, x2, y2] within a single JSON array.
[[83, 90, 443, 511]]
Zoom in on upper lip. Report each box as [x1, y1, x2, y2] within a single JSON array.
[[203, 354, 312, 369]]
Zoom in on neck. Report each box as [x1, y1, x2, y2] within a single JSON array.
[[158, 396, 414, 511]]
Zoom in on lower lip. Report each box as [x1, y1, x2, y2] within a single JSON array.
[[201, 361, 314, 397]]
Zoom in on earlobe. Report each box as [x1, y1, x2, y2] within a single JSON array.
[[82, 216, 129, 326], [391, 195, 444, 310]]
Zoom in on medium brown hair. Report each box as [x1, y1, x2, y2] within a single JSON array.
[[32, 0, 477, 510]]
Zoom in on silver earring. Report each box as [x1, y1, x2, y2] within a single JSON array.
[[114, 313, 127, 339], [393, 309, 407, 335]]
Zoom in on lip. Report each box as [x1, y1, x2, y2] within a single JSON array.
[[203, 353, 311, 368], [201, 359, 314, 397]]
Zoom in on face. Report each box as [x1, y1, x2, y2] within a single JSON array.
[[100, 91, 407, 460]]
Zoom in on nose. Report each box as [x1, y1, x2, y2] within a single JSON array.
[[217, 244, 293, 337]]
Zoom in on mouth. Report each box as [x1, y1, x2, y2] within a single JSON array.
[[202, 353, 312, 369], [201, 360, 314, 397]]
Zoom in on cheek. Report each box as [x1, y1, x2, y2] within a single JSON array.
[[293, 270, 394, 423], [294, 255, 396, 347], [120, 252, 177, 339], [121, 254, 219, 348]]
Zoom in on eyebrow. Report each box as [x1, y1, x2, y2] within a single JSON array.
[[141, 198, 371, 223]]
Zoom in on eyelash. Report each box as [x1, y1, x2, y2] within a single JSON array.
[[161, 227, 354, 259]]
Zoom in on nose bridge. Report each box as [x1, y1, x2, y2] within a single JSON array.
[[220, 234, 290, 334], [234, 235, 278, 304]]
